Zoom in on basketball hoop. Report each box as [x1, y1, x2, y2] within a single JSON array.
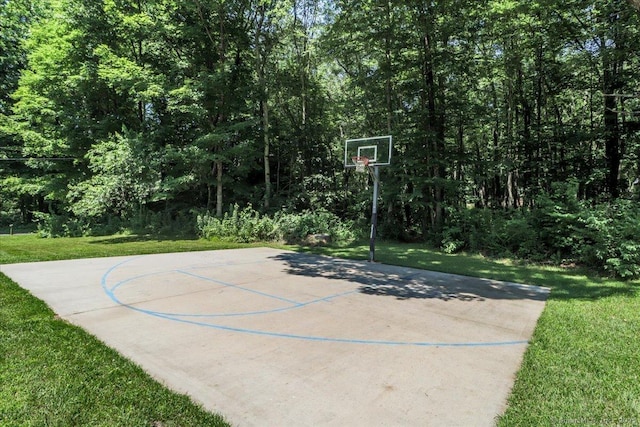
[[345, 135, 392, 263], [352, 156, 369, 173]]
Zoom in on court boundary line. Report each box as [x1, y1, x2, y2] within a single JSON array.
[[101, 255, 532, 348]]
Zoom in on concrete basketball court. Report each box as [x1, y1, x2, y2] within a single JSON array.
[[1, 247, 549, 426]]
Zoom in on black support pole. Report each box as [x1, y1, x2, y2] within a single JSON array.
[[369, 166, 380, 262]]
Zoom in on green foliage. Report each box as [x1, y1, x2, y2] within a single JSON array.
[[33, 209, 198, 239], [288, 174, 347, 212], [577, 200, 640, 278], [3, 0, 640, 283], [0, 0, 47, 109], [33, 212, 91, 238], [438, 207, 532, 256], [197, 204, 280, 243], [440, 224, 465, 255], [274, 209, 358, 244], [68, 131, 160, 219], [197, 204, 358, 245], [441, 184, 640, 278], [529, 182, 583, 257]]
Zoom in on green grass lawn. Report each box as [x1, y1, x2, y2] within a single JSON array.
[[1, 234, 639, 426], [0, 235, 253, 427], [0, 233, 263, 264]]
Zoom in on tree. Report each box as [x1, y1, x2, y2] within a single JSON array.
[[0, 0, 47, 223], [3, 0, 640, 254]]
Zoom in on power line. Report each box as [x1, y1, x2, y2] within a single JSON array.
[[0, 157, 75, 161]]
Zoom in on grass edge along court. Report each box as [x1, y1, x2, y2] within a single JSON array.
[[1, 234, 639, 426]]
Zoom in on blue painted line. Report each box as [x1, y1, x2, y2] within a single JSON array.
[[101, 290, 339, 320], [107, 269, 357, 318], [103, 299, 530, 347], [102, 256, 142, 301], [121, 289, 357, 318], [101, 256, 530, 348], [104, 260, 357, 318], [177, 270, 302, 305], [110, 271, 167, 293]]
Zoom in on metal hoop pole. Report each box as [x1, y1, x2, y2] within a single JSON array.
[[369, 165, 380, 262]]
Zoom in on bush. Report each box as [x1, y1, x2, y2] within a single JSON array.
[[441, 191, 640, 278], [33, 209, 196, 238], [34, 213, 91, 238], [577, 200, 640, 278], [277, 209, 358, 243], [528, 183, 582, 260], [196, 204, 358, 245], [196, 204, 278, 243], [440, 207, 517, 255]]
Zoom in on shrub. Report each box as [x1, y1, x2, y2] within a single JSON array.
[[197, 204, 278, 243], [34, 213, 91, 238], [197, 205, 358, 245], [440, 225, 465, 254], [440, 207, 517, 255], [441, 192, 640, 278], [528, 184, 582, 259], [278, 209, 358, 243], [577, 200, 640, 278], [33, 209, 196, 238]]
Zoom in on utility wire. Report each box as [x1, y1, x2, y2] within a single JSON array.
[[0, 157, 75, 161]]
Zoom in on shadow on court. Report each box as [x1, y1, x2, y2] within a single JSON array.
[[272, 252, 548, 302]]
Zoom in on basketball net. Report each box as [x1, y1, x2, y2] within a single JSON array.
[[352, 156, 369, 173]]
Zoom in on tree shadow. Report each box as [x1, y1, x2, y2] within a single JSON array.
[[271, 252, 550, 302], [371, 246, 639, 302], [89, 234, 199, 244]]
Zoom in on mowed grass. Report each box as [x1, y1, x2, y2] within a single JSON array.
[[0, 233, 261, 264], [0, 234, 253, 426], [0, 274, 229, 426], [1, 235, 640, 425]]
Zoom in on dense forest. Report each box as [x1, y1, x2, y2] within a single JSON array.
[[2, 0, 640, 275]]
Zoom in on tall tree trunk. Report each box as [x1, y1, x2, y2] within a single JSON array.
[[216, 160, 223, 217], [256, 4, 271, 209], [263, 95, 272, 209], [601, 7, 622, 199], [384, 0, 393, 134], [604, 67, 621, 198], [419, 5, 445, 232]]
